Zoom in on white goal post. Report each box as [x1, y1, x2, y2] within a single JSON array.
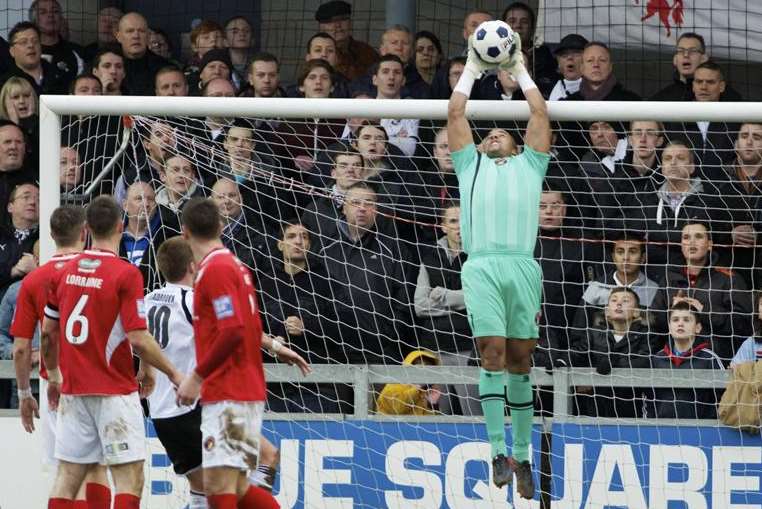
[[38, 95, 762, 262]]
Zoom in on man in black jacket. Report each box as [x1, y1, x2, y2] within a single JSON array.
[[647, 301, 724, 419], [651, 32, 742, 102], [0, 22, 67, 95], [650, 222, 753, 362], [114, 12, 169, 95], [0, 121, 35, 213], [0, 183, 38, 301], [258, 220, 343, 413], [320, 182, 415, 364]]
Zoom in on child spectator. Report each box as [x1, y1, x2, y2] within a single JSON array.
[[376, 350, 441, 415], [647, 301, 724, 419]]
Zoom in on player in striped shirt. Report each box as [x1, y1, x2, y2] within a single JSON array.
[[447, 30, 552, 498], [12, 205, 112, 509]]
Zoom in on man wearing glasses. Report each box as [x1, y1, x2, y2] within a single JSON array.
[[651, 32, 741, 101], [0, 21, 67, 94]]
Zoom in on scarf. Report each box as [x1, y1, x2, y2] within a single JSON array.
[[662, 341, 710, 367], [580, 73, 617, 101]]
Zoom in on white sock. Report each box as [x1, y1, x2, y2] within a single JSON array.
[[189, 491, 208, 509]]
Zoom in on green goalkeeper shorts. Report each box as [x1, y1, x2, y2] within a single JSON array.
[[461, 253, 543, 339]]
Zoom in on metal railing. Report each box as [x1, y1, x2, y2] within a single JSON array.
[[0, 360, 730, 424]]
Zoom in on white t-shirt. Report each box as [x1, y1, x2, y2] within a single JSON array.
[[145, 283, 197, 419]]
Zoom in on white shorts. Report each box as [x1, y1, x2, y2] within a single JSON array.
[[201, 401, 264, 471], [39, 379, 57, 467], [54, 392, 146, 466]]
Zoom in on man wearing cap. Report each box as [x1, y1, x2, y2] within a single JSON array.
[[188, 48, 235, 96], [316, 0, 378, 80], [548, 34, 587, 101]]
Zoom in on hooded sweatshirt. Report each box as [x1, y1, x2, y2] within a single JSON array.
[[376, 350, 440, 416]]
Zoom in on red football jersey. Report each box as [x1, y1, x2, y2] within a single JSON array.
[[10, 253, 79, 380], [45, 249, 147, 395], [193, 247, 265, 403]]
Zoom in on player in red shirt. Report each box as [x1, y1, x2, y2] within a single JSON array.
[[11, 205, 112, 509], [41, 196, 184, 509], [176, 198, 309, 509]]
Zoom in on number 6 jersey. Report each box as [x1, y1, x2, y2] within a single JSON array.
[[44, 249, 147, 395], [144, 283, 197, 419]]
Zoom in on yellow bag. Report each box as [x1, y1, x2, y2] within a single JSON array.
[[718, 361, 762, 433]]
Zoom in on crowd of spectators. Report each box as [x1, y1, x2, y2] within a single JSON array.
[[0, 0, 759, 420]]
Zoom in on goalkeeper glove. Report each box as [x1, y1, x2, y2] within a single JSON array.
[[498, 32, 525, 75], [465, 35, 496, 78]]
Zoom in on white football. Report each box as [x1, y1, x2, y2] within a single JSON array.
[[472, 20, 517, 64]]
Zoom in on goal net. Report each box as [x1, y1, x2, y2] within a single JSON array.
[[40, 95, 762, 508]]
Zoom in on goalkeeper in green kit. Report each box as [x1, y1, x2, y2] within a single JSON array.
[[447, 30, 551, 498]]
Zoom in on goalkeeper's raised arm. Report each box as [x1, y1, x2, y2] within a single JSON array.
[[447, 35, 551, 155]]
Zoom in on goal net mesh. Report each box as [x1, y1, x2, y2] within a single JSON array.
[[56, 106, 762, 508]]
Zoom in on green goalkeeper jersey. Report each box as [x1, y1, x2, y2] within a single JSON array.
[[452, 143, 550, 258]]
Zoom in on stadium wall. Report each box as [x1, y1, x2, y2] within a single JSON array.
[[2, 417, 760, 509]]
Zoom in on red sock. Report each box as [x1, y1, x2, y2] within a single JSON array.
[[237, 485, 280, 509], [85, 483, 111, 509], [113, 493, 140, 509], [48, 499, 73, 509], [73, 501, 88, 509], [208, 494, 238, 509]]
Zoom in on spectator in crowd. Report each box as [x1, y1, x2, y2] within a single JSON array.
[[1, 22, 67, 95], [185, 19, 224, 74], [315, 0, 379, 80], [563, 42, 640, 102], [224, 16, 254, 78], [189, 48, 234, 95], [0, 121, 34, 213], [148, 28, 174, 62], [240, 52, 284, 98], [30, 0, 85, 85], [211, 177, 273, 272], [91, 47, 126, 95], [155, 154, 204, 213], [719, 123, 762, 282], [665, 61, 740, 174], [301, 147, 365, 250], [272, 60, 343, 183], [194, 77, 236, 150], [119, 180, 180, 290], [0, 183, 39, 301], [0, 274, 37, 408], [412, 30, 443, 90], [548, 34, 587, 101], [257, 220, 342, 413], [120, 180, 158, 267], [154, 65, 188, 96], [571, 231, 659, 345], [415, 128, 460, 226], [352, 25, 429, 99], [376, 350, 442, 415], [212, 124, 292, 227], [633, 140, 735, 268], [571, 287, 651, 417], [534, 187, 600, 370], [651, 221, 753, 362], [115, 12, 170, 95], [651, 32, 742, 101], [82, 6, 122, 60], [414, 202, 477, 416], [463, 10, 493, 43], [730, 293, 762, 367], [69, 72, 101, 95], [647, 301, 724, 419], [59, 145, 82, 194], [347, 122, 409, 203], [30, 0, 85, 83], [320, 182, 414, 364], [0, 76, 38, 146], [286, 32, 349, 98], [502, 2, 558, 96], [373, 55, 420, 157]]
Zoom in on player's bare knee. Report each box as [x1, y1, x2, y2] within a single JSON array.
[[52, 462, 89, 499], [111, 461, 144, 495], [84, 464, 109, 485], [478, 337, 506, 370]]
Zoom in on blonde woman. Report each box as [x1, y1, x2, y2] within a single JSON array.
[[0, 76, 37, 125]]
